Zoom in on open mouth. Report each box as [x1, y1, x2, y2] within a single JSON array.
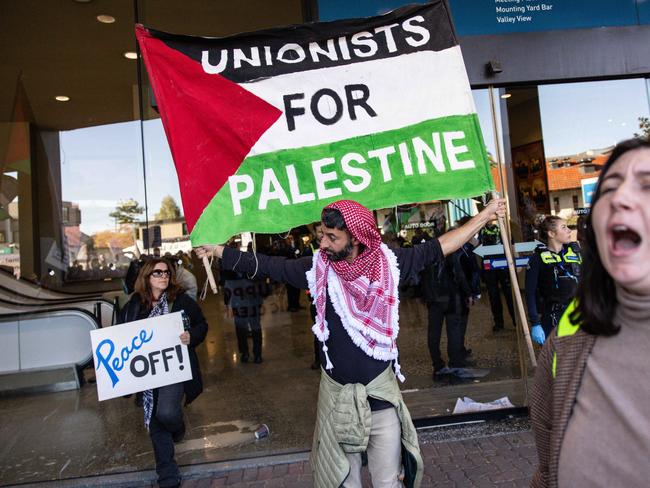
[[611, 224, 642, 252]]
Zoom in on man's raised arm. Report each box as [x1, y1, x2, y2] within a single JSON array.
[[438, 198, 507, 257], [195, 245, 310, 290]]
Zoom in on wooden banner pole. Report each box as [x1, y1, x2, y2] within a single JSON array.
[[202, 256, 218, 294], [491, 191, 537, 368]]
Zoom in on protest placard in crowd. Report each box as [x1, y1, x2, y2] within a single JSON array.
[[90, 312, 191, 401]]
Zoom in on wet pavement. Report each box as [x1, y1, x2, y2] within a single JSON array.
[[0, 285, 529, 486], [7, 418, 537, 487]]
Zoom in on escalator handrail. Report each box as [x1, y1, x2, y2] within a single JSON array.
[[0, 307, 101, 370], [0, 265, 121, 299], [0, 294, 114, 309], [0, 280, 104, 302]]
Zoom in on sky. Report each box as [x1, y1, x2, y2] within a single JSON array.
[[60, 119, 181, 235], [539, 78, 650, 157]]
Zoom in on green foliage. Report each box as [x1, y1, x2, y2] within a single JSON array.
[[109, 199, 144, 224], [635, 116, 650, 140], [155, 195, 181, 220]]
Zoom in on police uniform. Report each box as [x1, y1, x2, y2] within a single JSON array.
[[479, 224, 516, 330], [525, 242, 582, 336]]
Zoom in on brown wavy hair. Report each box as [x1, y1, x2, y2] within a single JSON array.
[[535, 215, 563, 243], [134, 257, 182, 310], [570, 137, 650, 335]]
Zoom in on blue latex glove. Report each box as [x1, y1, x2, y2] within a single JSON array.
[[531, 324, 546, 345]]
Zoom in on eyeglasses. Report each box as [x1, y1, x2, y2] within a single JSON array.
[[150, 269, 171, 278]]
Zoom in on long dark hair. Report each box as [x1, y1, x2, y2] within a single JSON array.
[[134, 257, 182, 310], [570, 138, 650, 335]]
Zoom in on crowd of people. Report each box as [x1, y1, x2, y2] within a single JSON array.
[[115, 137, 650, 487], [66, 252, 130, 281]]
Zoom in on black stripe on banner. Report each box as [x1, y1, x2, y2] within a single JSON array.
[[146, 2, 456, 84]]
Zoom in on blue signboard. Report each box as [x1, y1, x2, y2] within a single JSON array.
[[581, 177, 599, 207], [318, 0, 425, 21], [448, 0, 639, 36], [483, 257, 529, 270], [318, 0, 645, 35], [639, 0, 650, 25]]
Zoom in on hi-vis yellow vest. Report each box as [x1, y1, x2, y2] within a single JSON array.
[[552, 299, 580, 378], [539, 245, 582, 265]]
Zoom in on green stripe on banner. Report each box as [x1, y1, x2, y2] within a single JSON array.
[[192, 114, 493, 244]]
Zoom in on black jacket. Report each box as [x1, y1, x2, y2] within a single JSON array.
[[117, 293, 208, 404], [525, 243, 582, 322], [420, 249, 472, 305]]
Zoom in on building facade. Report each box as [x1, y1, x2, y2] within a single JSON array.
[[1, 0, 649, 481]]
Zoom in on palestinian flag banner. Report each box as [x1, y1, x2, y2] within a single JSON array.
[[135, 1, 493, 245]]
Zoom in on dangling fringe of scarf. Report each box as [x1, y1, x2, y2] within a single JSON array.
[[306, 244, 405, 382], [143, 292, 169, 430]]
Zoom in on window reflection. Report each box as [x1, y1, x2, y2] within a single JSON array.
[[539, 79, 650, 220], [141, 119, 190, 256], [60, 121, 146, 281], [0, 125, 23, 277], [539, 79, 650, 157]]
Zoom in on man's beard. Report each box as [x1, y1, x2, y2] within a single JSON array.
[[325, 240, 353, 262]]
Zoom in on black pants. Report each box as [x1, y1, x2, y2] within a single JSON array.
[[427, 296, 466, 369], [286, 284, 301, 310], [460, 304, 470, 354], [234, 315, 262, 359], [541, 302, 570, 337], [149, 383, 184, 487], [482, 269, 515, 328]]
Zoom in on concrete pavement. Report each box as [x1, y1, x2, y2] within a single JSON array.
[[10, 419, 537, 488]]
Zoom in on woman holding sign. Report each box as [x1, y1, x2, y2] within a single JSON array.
[[118, 258, 208, 488]]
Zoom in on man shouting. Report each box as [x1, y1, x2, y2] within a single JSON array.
[[196, 197, 506, 488]]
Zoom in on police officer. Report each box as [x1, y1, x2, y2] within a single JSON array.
[[479, 220, 516, 331], [525, 215, 582, 344]]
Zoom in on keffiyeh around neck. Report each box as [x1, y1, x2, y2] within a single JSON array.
[[307, 200, 404, 381]]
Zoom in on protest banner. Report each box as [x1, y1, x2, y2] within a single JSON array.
[[135, 1, 494, 246], [90, 311, 191, 401]]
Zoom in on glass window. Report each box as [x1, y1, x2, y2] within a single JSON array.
[[539, 79, 650, 157], [539, 78, 650, 220], [60, 122, 146, 282], [1, 1, 142, 287]]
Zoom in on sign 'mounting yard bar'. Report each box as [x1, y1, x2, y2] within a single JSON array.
[[136, 1, 494, 245]]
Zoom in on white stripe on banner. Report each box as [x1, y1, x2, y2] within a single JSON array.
[[243, 46, 475, 156]]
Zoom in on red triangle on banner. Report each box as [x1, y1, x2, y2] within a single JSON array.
[[136, 25, 282, 232]]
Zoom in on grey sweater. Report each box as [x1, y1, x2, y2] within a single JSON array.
[[557, 286, 650, 487], [530, 286, 650, 488]]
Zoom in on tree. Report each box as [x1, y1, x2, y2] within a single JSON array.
[[93, 229, 134, 249], [155, 195, 181, 220], [109, 199, 144, 225], [109, 199, 144, 251], [635, 116, 650, 140]]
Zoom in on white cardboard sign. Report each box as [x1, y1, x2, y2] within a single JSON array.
[[90, 311, 192, 401]]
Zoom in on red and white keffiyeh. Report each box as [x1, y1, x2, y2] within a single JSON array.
[[305, 200, 405, 381]]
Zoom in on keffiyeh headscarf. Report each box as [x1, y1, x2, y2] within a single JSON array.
[[306, 200, 404, 381]]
